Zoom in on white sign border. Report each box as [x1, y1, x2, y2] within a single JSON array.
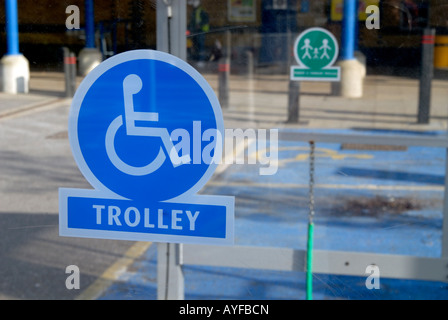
[[68, 49, 225, 203], [293, 27, 340, 69], [61, 50, 234, 245]]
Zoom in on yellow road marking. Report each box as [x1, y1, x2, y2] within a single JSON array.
[[75, 241, 152, 300], [251, 146, 373, 167]]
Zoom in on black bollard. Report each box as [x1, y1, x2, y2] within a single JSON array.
[[418, 28, 435, 124], [287, 79, 300, 123], [63, 47, 77, 98], [218, 30, 231, 109], [246, 50, 254, 79], [218, 57, 230, 109]]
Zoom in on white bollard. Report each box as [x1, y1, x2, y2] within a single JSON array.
[[0, 54, 30, 94], [338, 58, 364, 98], [78, 48, 102, 76]]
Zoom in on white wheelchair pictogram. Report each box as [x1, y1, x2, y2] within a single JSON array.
[[105, 74, 191, 176]]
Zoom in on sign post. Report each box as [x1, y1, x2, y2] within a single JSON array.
[[288, 27, 340, 123], [418, 28, 435, 124], [156, 0, 187, 300], [59, 49, 235, 299]]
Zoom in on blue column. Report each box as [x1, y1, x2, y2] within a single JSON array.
[[85, 0, 96, 48], [5, 0, 20, 55], [354, 0, 359, 51], [301, 0, 310, 13], [341, 0, 356, 60]]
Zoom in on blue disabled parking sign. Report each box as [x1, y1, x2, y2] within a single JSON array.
[[59, 50, 234, 245]]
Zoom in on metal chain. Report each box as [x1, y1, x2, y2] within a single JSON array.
[[309, 141, 315, 224], [306, 140, 316, 300], [164, 244, 170, 300]]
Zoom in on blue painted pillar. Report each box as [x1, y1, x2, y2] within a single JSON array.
[[5, 0, 20, 55], [78, 0, 101, 76], [1, 0, 29, 94], [85, 0, 96, 48], [341, 0, 357, 60], [354, 0, 359, 51], [301, 0, 310, 13]]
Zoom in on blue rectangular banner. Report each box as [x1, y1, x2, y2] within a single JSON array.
[[59, 189, 234, 245]]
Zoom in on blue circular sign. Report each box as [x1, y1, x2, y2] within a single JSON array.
[[69, 50, 223, 202]]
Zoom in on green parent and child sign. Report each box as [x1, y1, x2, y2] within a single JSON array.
[[291, 27, 341, 82]]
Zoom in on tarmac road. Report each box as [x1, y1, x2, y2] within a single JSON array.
[[0, 98, 137, 300]]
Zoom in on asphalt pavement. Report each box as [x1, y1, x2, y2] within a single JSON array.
[[0, 94, 138, 299]]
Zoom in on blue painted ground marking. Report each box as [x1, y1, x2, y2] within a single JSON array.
[[99, 128, 448, 300]]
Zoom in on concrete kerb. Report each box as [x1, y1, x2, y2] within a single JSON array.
[[0, 93, 66, 119]]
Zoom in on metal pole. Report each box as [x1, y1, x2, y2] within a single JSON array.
[[442, 148, 448, 258], [418, 28, 435, 124], [287, 1, 299, 123], [5, 0, 20, 56], [157, 243, 185, 300], [156, 0, 186, 300], [157, 0, 187, 61]]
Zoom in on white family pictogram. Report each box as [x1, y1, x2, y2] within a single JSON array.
[[301, 38, 332, 60]]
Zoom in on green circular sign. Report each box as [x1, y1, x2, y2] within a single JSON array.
[[294, 27, 339, 70]]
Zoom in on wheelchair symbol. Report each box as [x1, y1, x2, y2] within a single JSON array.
[[105, 74, 191, 176]]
